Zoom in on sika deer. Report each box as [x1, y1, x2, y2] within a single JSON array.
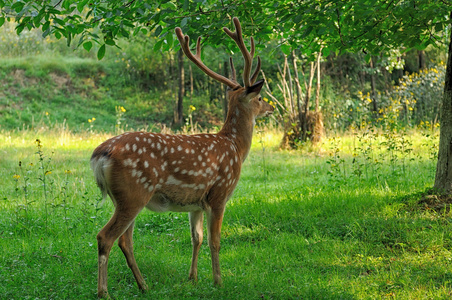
[[91, 17, 274, 298]]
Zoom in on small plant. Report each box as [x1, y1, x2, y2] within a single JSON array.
[[185, 104, 197, 134], [115, 106, 126, 134], [326, 137, 346, 182], [35, 138, 54, 232], [88, 117, 96, 133]]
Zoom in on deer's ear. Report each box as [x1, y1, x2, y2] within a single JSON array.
[[245, 79, 265, 100]]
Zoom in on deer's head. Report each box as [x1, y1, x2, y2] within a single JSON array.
[[176, 18, 274, 123]]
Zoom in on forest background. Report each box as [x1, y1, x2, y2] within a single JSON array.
[[0, 18, 447, 138], [2, 1, 452, 299]]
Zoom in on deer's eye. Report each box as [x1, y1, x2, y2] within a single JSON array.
[[258, 97, 262, 101]]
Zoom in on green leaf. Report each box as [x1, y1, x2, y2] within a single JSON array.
[[83, 41, 93, 51], [181, 17, 188, 28], [105, 38, 116, 46], [154, 39, 164, 51], [154, 25, 162, 37], [97, 44, 106, 60], [16, 23, 25, 35], [0, 17, 5, 27], [67, 31, 72, 46], [77, 0, 89, 13]]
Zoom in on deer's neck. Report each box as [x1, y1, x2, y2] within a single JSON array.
[[218, 105, 255, 162]]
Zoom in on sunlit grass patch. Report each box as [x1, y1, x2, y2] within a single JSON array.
[[0, 126, 450, 299]]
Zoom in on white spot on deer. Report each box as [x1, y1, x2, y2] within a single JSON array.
[[171, 147, 175, 153], [131, 169, 137, 177], [177, 145, 183, 151], [142, 147, 147, 153], [143, 138, 147, 143], [181, 169, 188, 174], [148, 184, 154, 192], [140, 177, 147, 183], [181, 183, 196, 189], [123, 158, 132, 167], [125, 143, 130, 151], [153, 168, 158, 177], [159, 178, 164, 184], [135, 137, 140, 142], [132, 159, 139, 168], [224, 166, 229, 172], [138, 148, 142, 155], [156, 143, 161, 150], [166, 175, 182, 185], [174, 167, 180, 172], [230, 159, 234, 166], [198, 155, 203, 161], [188, 170, 194, 176], [206, 167, 213, 176], [185, 148, 190, 154], [144, 182, 149, 189], [144, 161, 149, 168], [191, 149, 195, 154], [232, 127, 237, 133], [227, 173, 232, 180], [202, 162, 206, 167]]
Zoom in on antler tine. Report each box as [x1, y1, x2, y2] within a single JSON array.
[[175, 27, 239, 89], [223, 17, 255, 88], [229, 57, 238, 84], [250, 56, 261, 85]]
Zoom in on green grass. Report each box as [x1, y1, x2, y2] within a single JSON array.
[[1, 127, 451, 299]]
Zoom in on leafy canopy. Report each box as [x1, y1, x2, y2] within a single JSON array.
[[0, 0, 450, 59]]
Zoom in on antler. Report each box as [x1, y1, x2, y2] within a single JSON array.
[[223, 17, 261, 88], [175, 17, 261, 89], [175, 28, 240, 89]]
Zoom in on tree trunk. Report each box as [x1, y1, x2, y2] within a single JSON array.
[[370, 57, 378, 113], [292, 52, 303, 128], [418, 50, 426, 70], [302, 61, 315, 140], [434, 28, 452, 193], [175, 49, 185, 125], [315, 51, 322, 113], [189, 64, 193, 101]]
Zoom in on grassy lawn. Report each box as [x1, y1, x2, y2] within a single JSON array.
[[1, 127, 451, 299]]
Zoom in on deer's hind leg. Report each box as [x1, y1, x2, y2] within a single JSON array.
[[118, 220, 148, 292], [97, 204, 143, 298], [188, 210, 204, 282]]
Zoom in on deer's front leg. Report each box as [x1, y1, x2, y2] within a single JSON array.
[[206, 206, 225, 286], [188, 210, 204, 282]]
